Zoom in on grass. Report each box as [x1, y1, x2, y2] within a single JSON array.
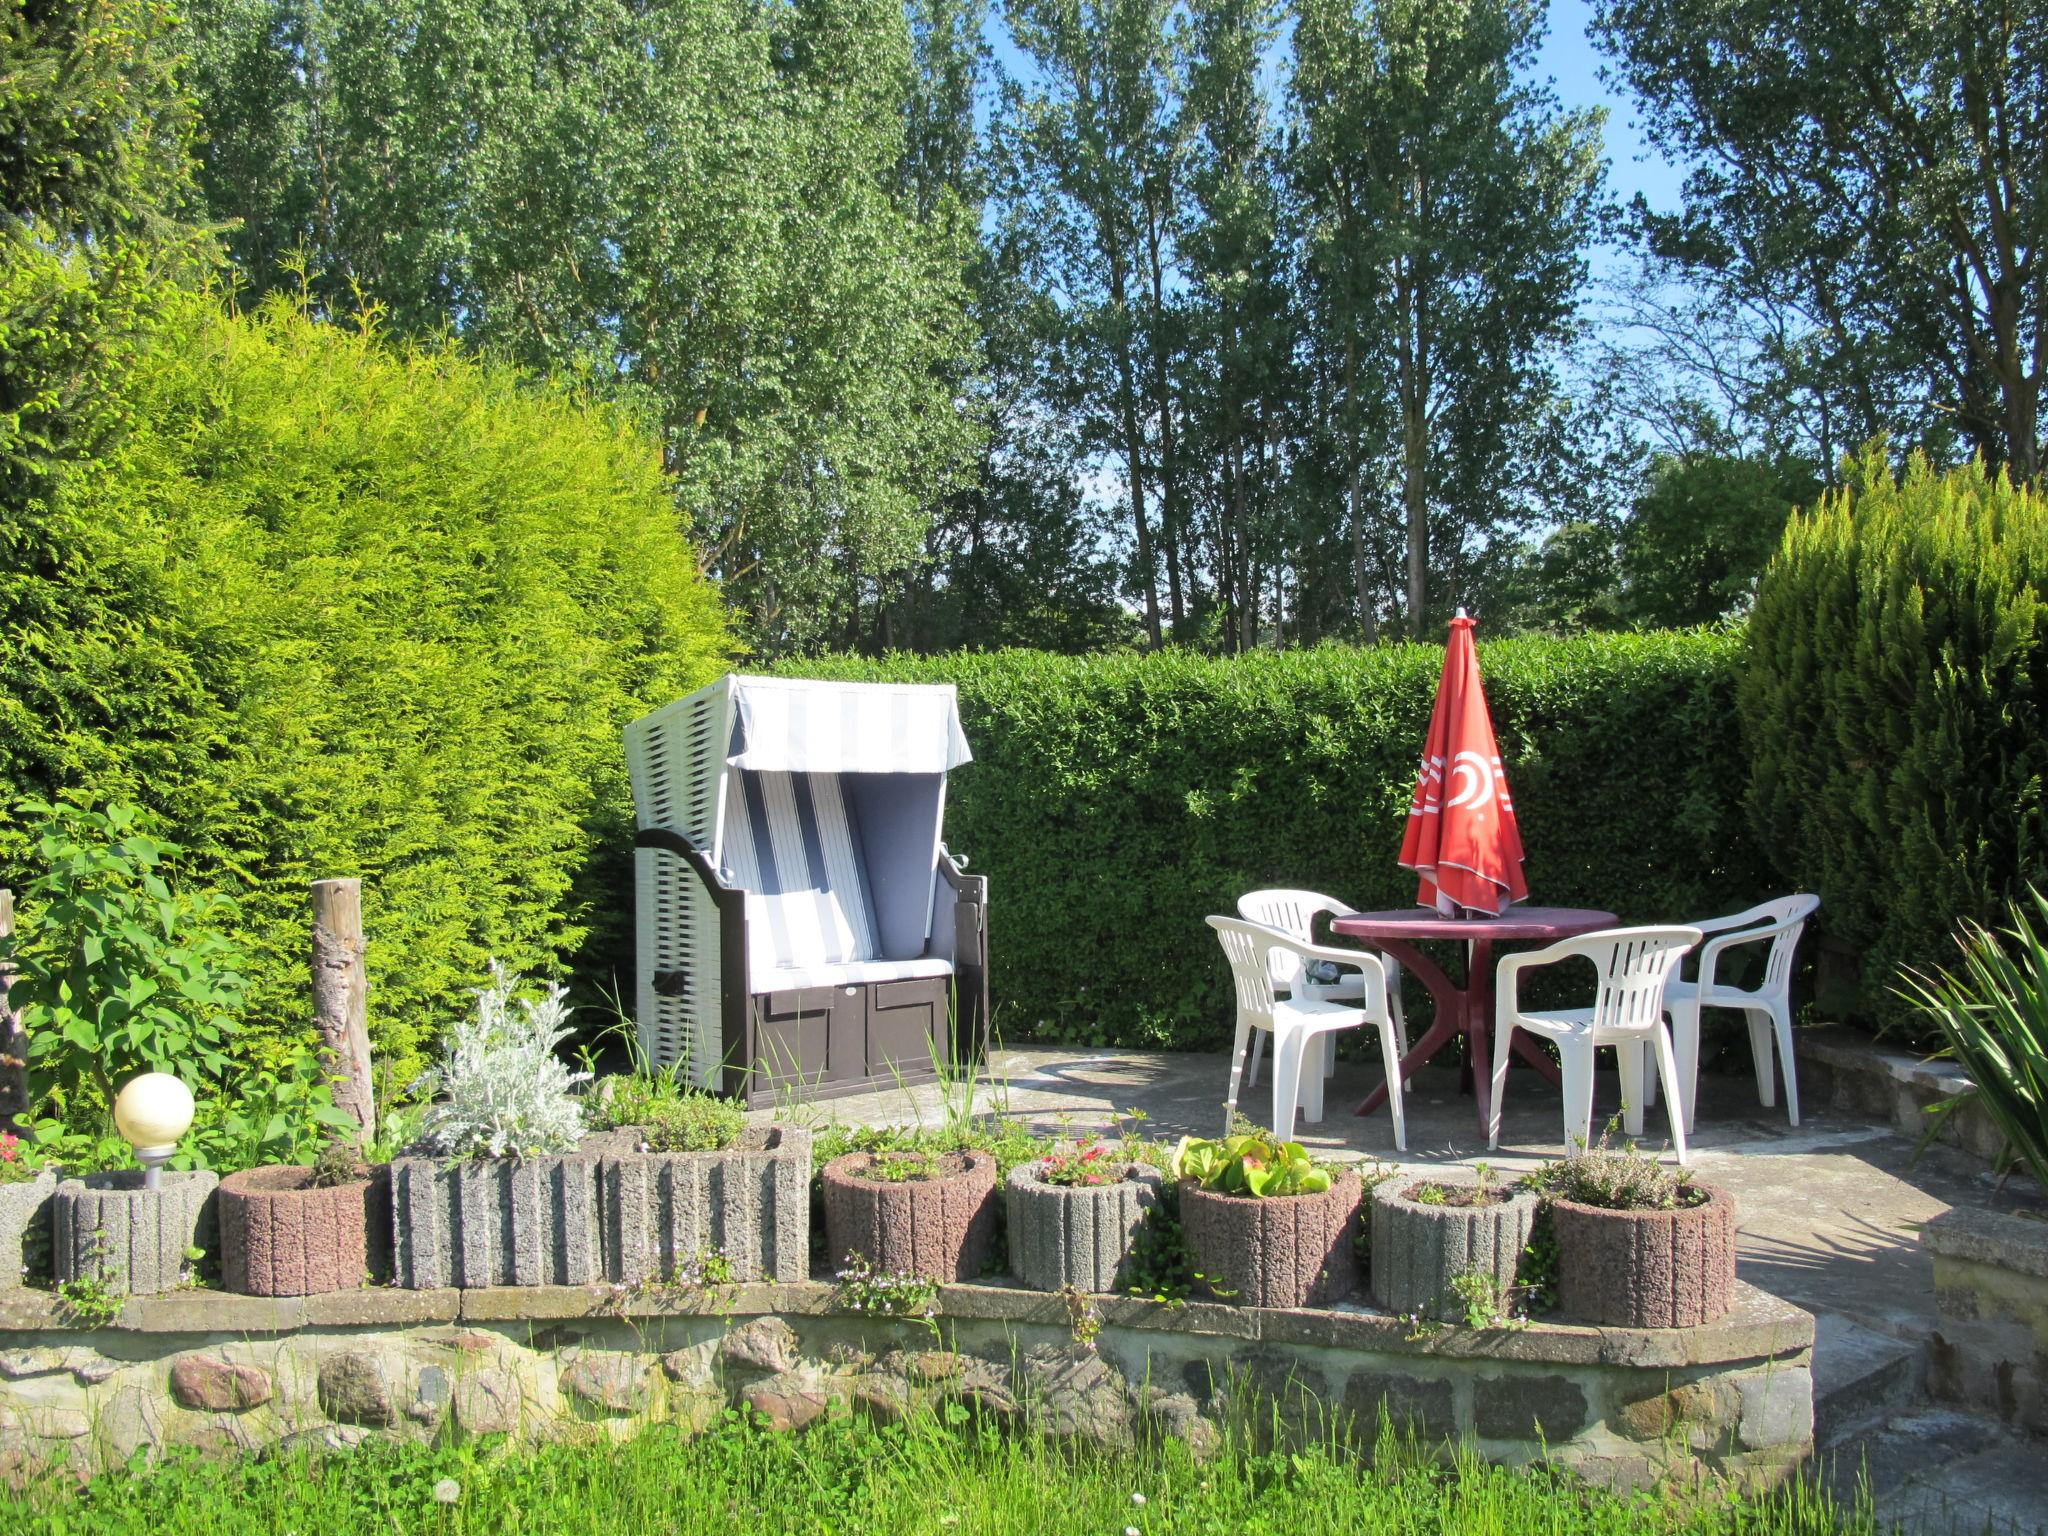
[[1, 1412, 1883, 1536]]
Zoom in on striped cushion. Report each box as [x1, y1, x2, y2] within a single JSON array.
[[722, 770, 881, 978]]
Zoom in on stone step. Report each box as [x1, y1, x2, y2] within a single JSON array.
[[1821, 1409, 2048, 1535], [1813, 1312, 1925, 1449]]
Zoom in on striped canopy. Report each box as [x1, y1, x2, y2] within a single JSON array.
[[724, 675, 973, 776]]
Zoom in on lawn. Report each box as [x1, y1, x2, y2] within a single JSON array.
[[3, 1414, 1878, 1536]]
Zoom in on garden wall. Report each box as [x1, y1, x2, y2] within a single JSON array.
[[0, 1280, 1814, 1488], [786, 638, 1769, 1047]]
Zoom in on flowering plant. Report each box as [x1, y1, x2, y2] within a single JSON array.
[[1038, 1140, 1124, 1188], [415, 961, 588, 1159], [0, 1130, 46, 1187]]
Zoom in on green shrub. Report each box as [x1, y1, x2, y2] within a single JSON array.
[[2, 799, 246, 1117], [783, 636, 1766, 1047], [0, 796, 358, 1174], [1743, 450, 2048, 1038], [0, 294, 732, 1084]]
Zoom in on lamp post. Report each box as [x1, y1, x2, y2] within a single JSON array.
[[113, 1073, 194, 1190]]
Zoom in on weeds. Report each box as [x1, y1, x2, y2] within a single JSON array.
[[1057, 1284, 1104, 1349], [593, 1249, 740, 1316], [834, 1253, 941, 1340], [55, 1272, 123, 1328]]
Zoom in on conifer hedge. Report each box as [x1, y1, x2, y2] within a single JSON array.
[[0, 295, 731, 1082], [1743, 451, 2048, 1038], [788, 636, 1766, 1048]]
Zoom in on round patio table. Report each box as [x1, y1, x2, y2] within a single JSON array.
[[1330, 906, 1618, 1135]]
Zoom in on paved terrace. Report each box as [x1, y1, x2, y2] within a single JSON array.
[[768, 1040, 2048, 1536]]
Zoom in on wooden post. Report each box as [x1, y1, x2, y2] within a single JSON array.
[[0, 889, 25, 1134], [311, 878, 373, 1146]]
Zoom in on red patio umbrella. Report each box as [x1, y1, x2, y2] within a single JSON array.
[[1398, 609, 1528, 916]]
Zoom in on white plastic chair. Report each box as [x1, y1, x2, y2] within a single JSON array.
[[1488, 925, 1702, 1162], [1650, 894, 1820, 1133], [1208, 916, 1407, 1150], [1234, 890, 1407, 1099]]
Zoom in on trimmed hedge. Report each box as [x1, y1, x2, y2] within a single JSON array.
[[784, 637, 1769, 1048], [0, 294, 731, 1083], [1743, 451, 2048, 1038]]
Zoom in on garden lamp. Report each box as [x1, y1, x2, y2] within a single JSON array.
[[113, 1073, 194, 1190]]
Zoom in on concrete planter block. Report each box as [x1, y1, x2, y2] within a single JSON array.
[[599, 1125, 811, 1284], [54, 1170, 218, 1296], [1, 1165, 60, 1286], [1552, 1182, 1738, 1328], [1005, 1160, 1164, 1294], [1179, 1169, 1362, 1309], [1924, 1204, 2048, 1434], [1371, 1177, 1539, 1323], [219, 1165, 375, 1297], [389, 1153, 603, 1289], [821, 1150, 997, 1281]]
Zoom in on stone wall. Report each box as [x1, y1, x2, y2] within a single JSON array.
[[1925, 1206, 2048, 1435], [0, 1279, 1814, 1488], [1797, 1026, 2008, 1165]]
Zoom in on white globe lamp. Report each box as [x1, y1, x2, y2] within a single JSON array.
[[114, 1073, 195, 1189]]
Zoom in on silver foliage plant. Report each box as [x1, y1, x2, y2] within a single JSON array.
[[417, 960, 588, 1159]]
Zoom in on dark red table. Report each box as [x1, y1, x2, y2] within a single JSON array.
[[1330, 906, 1618, 1134]]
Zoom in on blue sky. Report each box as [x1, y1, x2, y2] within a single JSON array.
[[984, 0, 1690, 221], [1535, 0, 1686, 217]]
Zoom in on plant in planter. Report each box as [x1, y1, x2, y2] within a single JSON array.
[[588, 1068, 810, 1284], [390, 963, 603, 1288], [1005, 1139, 1164, 1294], [1370, 1162, 1540, 1324], [821, 1146, 998, 1282], [1524, 1132, 1735, 1328], [1171, 1131, 1362, 1308], [0, 1130, 61, 1286], [219, 1135, 384, 1296]]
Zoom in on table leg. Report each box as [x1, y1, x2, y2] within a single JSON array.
[[1355, 1012, 1462, 1118], [1510, 1032, 1563, 1081], [1464, 940, 1496, 1136], [1354, 937, 1468, 1120]]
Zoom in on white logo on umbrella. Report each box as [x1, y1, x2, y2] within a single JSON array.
[[1445, 750, 1497, 810]]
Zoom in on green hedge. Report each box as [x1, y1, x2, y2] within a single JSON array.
[[0, 294, 731, 1083], [1743, 451, 2048, 1039], [785, 637, 1768, 1048]]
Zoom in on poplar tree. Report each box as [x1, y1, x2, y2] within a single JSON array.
[[1288, 0, 1602, 634]]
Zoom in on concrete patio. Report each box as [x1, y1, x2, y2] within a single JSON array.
[[772, 1038, 2048, 1535]]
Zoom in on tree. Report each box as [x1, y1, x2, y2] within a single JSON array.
[[183, 0, 982, 650], [887, 83, 1134, 655], [1596, 0, 2048, 481], [1289, 0, 1605, 636], [1178, 0, 1298, 651], [1621, 451, 1820, 627], [1, 0, 207, 494], [999, 0, 1185, 645], [1486, 520, 1626, 634]]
